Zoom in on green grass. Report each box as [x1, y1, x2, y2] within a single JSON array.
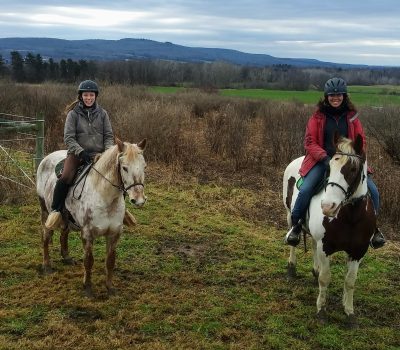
[[0, 181, 399, 349], [149, 85, 400, 106]]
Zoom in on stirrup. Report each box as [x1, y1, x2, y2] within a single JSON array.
[[284, 224, 302, 247]]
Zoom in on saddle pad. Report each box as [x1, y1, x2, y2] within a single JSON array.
[[55, 159, 65, 178], [296, 176, 327, 194], [55, 158, 91, 184]]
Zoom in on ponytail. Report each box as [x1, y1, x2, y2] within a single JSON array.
[[64, 98, 80, 115]]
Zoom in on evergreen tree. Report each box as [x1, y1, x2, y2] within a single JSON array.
[[10, 51, 25, 82]]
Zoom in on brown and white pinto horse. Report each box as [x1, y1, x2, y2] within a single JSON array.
[[36, 139, 147, 296], [283, 134, 376, 326]]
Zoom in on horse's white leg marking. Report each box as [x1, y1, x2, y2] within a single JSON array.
[[288, 246, 297, 266], [316, 242, 331, 312], [343, 258, 360, 316], [105, 232, 121, 293]]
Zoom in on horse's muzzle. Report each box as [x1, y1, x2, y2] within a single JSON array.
[[321, 201, 341, 217], [130, 196, 147, 207]]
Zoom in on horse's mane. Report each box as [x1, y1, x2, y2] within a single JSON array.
[[336, 137, 362, 166], [91, 145, 120, 187], [91, 143, 143, 188]]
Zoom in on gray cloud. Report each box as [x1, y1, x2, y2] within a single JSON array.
[[0, 1, 399, 65]]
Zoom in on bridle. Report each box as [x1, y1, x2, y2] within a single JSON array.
[[324, 151, 366, 203], [90, 159, 144, 195]]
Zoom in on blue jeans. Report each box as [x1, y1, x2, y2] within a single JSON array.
[[367, 176, 380, 214], [291, 162, 326, 224], [291, 163, 380, 224]]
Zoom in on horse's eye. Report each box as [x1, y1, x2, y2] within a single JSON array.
[[122, 166, 128, 172], [334, 157, 340, 161]]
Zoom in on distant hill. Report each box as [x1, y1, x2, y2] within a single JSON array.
[[0, 37, 366, 68]]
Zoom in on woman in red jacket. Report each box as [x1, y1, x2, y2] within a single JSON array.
[[285, 77, 385, 248]]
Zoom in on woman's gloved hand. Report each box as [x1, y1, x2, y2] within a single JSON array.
[[79, 150, 91, 164]]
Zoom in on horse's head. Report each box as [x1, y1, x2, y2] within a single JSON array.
[[116, 138, 147, 207], [321, 134, 367, 217]]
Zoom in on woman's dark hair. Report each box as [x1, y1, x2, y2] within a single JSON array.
[[317, 94, 356, 114]]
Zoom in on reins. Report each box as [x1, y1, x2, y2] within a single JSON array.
[[92, 162, 144, 194], [72, 156, 144, 200]]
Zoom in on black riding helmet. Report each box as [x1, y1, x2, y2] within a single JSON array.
[[78, 80, 99, 96], [324, 77, 347, 95]]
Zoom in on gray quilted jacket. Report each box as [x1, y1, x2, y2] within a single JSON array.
[[64, 101, 114, 157]]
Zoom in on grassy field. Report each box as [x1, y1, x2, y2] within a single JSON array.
[[150, 85, 400, 106], [0, 168, 399, 349]]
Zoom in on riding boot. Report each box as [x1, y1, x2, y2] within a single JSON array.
[[285, 219, 303, 247], [45, 179, 69, 230], [370, 227, 386, 249]]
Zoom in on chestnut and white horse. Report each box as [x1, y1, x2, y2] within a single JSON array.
[[283, 135, 376, 326], [36, 139, 147, 296]]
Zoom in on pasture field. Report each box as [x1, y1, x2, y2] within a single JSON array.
[[0, 165, 399, 350], [150, 85, 400, 106]]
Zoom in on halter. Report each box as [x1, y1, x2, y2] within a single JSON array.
[[325, 151, 365, 203]]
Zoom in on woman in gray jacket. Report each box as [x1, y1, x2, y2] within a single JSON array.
[[45, 80, 114, 229]]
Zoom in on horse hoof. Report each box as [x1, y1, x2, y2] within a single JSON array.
[[316, 309, 328, 324], [346, 314, 358, 329], [287, 262, 297, 280]]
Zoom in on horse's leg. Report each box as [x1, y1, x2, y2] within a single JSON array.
[[316, 243, 331, 322], [105, 232, 121, 295], [287, 246, 297, 280], [60, 225, 74, 265], [285, 210, 298, 279], [40, 204, 54, 274], [81, 235, 94, 297], [42, 226, 54, 274], [343, 257, 361, 328], [311, 238, 319, 285]]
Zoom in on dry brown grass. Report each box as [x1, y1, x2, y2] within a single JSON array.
[[0, 81, 398, 238]]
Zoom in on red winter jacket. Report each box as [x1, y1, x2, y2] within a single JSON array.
[[299, 110, 366, 177]]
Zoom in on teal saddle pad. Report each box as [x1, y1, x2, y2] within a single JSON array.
[[296, 176, 327, 194]]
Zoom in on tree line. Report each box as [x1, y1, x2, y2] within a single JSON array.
[[1, 50, 400, 90]]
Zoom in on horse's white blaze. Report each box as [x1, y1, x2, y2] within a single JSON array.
[[320, 159, 347, 216], [120, 150, 147, 206]]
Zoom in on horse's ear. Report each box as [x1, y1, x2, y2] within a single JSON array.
[[115, 137, 124, 152], [137, 138, 147, 151], [354, 134, 363, 155]]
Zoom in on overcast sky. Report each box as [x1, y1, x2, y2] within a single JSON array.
[[1, 0, 400, 66]]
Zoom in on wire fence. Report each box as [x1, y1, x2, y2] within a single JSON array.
[[0, 113, 44, 194]]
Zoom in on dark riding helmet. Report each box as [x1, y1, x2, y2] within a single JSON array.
[[78, 80, 99, 95], [324, 77, 347, 95]]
